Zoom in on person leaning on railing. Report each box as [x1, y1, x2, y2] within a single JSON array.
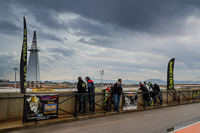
[[85, 76, 95, 113], [154, 82, 163, 105], [139, 82, 151, 106], [110, 83, 114, 104], [148, 82, 157, 104], [113, 79, 123, 112], [103, 84, 111, 111], [77, 76, 87, 114]]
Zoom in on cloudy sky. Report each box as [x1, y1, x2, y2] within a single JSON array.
[[1, 0, 200, 82]]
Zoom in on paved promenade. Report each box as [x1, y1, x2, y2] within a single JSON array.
[[8, 103, 200, 133]]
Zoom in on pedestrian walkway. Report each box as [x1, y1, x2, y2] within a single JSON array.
[[4, 102, 200, 133]]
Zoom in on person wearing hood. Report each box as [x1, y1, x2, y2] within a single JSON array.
[[85, 76, 95, 113], [77, 76, 87, 114]]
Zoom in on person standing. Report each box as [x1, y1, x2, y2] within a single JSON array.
[[77, 76, 87, 114], [113, 79, 123, 112], [154, 82, 163, 105], [85, 76, 95, 113]]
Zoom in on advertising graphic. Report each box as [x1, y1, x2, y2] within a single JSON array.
[[23, 94, 59, 123], [20, 17, 27, 93], [167, 58, 175, 90], [122, 92, 137, 110]]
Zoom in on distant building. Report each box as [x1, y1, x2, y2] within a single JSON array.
[[44, 81, 53, 84], [0, 79, 9, 83], [27, 31, 41, 83]]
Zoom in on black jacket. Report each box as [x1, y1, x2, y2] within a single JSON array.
[[139, 85, 148, 92], [154, 84, 161, 92], [77, 79, 86, 93], [113, 82, 122, 94], [150, 84, 156, 92], [110, 86, 114, 95]]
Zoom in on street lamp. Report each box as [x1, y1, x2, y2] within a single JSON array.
[[13, 68, 18, 88], [99, 70, 104, 89]]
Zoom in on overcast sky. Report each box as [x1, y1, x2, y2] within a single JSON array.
[[1, 0, 200, 82]]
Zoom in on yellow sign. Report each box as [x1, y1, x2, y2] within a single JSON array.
[[32, 89, 55, 92]]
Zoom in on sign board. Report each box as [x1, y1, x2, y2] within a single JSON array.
[[122, 92, 137, 110], [32, 89, 55, 92], [23, 94, 59, 123]]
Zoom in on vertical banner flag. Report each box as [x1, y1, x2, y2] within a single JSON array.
[[20, 17, 27, 93], [167, 58, 175, 90]]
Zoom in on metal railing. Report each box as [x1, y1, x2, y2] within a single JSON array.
[[57, 90, 200, 118], [1, 89, 200, 121], [136, 90, 200, 109], [57, 93, 111, 118]]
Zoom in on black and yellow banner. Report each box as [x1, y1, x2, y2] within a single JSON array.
[[20, 17, 27, 93], [167, 58, 175, 90]]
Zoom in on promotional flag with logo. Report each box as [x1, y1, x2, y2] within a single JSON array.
[[167, 58, 175, 90], [20, 17, 27, 93]]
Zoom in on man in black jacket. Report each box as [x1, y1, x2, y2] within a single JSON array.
[[77, 76, 87, 114], [113, 79, 123, 112], [139, 82, 150, 106], [154, 82, 163, 105]]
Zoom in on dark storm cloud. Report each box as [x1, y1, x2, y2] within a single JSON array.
[[1, 0, 200, 36], [69, 17, 111, 37], [9, 0, 200, 35], [0, 20, 20, 35], [1, 0, 200, 81]]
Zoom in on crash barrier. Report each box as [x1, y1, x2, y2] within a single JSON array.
[[1, 89, 200, 122]]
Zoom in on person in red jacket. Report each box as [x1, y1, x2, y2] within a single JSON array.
[[85, 76, 95, 113], [103, 84, 111, 111]]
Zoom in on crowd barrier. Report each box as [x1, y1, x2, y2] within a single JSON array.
[[1, 89, 200, 122]]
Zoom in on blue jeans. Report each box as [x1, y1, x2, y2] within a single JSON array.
[[158, 92, 163, 105], [89, 93, 95, 112], [113, 93, 121, 111], [78, 93, 87, 113]]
